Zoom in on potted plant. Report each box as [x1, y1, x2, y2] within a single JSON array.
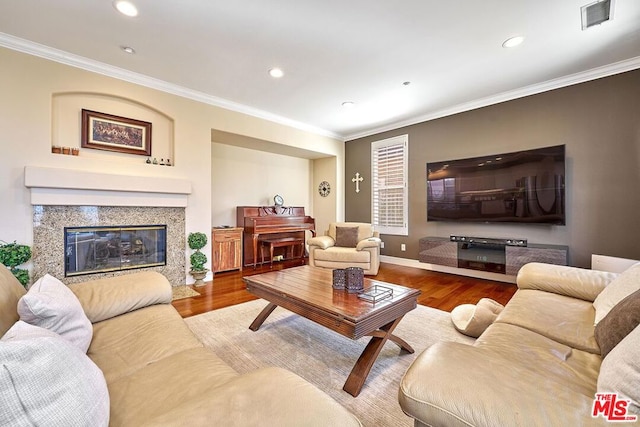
[[188, 232, 209, 287], [0, 240, 32, 288]]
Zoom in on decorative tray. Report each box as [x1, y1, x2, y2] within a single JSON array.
[[357, 285, 393, 304]]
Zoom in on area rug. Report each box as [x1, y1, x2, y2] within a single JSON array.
[[185, 299, 474, 426], [171, 286, 200, 301]]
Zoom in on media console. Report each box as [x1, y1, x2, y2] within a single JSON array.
[[419, 236, 568, 276]]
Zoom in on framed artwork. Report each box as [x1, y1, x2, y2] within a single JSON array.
[[81, 109, 152, 156]]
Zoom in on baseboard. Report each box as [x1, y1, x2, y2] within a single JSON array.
[[380, 255, 517, 284]]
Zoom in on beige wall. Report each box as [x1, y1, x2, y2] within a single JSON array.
[[312, 157, 339, 236], [346, 69, 640, 268], [211, 143, 313, 226], [0, 47, 344, 282]]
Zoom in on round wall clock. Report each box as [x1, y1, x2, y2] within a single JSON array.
[[318, 181, 331, 197], [274, 194, 284, 206]]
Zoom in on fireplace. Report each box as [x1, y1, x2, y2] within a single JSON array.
[[65, 225, 167, 277], [26, 166, 192, 286]]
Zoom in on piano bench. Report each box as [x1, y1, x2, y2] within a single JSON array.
[[259, 237, 305, 268]]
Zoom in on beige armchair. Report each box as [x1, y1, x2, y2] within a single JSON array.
[[307, 222, 381, 275]]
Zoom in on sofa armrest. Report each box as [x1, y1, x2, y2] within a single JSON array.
[[516, 262, 617, 302], [356, 237, 381, 251], [307, 235, 335, 249], [400, 341, 599, 427], [69, 271, 172, 323]]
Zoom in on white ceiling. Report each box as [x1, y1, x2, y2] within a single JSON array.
[[1, 1, 639, 140]]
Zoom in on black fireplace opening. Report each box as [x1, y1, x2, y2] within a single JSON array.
[[64, 225, 167, 277]]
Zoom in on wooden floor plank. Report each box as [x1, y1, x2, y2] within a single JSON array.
[[172, 260, 517, 318]]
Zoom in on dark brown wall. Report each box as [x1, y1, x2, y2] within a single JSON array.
[[345, 69, 640, 268]]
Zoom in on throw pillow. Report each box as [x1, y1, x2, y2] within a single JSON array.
[[451, 299, 503, 338], [593, 262, 640, 325], [598, 324, 640, 416], [335, 226, 359, 247], [17, 273, 93, 352], [595, 288, 640, 358], [0, 322, 110, 427]]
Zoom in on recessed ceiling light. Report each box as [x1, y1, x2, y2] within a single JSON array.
[[502, 36, 525, 48], [269, 68, 284, 78], [121, 46, 136, 54], [341, 101, 355, 108], [113, 1, 138, 17]]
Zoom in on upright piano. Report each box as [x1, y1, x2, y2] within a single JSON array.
[[237, 206, 316, 267]]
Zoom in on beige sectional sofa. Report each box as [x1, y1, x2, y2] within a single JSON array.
[[307, 222, 381, 275], [0, 265, 361, 426], [399, 262, 640, 427]]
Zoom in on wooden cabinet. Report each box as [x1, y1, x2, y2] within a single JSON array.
[[212, 227, 243, 273]]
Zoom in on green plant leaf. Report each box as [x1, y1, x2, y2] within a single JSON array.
[[0, 241, 32, 268], [190, 251, 208, 271], [187, 232, 207, 250]]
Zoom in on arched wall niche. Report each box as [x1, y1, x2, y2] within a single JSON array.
[[51, 92, 175, 165]]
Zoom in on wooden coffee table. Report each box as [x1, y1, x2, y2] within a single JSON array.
[[243, 265, 421, 397]]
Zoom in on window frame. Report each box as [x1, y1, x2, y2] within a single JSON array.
[[370, 134, 408, 236]]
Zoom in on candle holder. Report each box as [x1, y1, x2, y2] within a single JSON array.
[[345, 267, 364, 293], [332, 268, 346, 290]]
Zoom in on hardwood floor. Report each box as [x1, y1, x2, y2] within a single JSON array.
[[172, 261, 517, 317], [172, 260, 517, 318]]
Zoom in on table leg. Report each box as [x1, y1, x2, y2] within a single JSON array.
[[269, 244, 274, 268], [249, 302, 278, 331], [252, 234, 259, 269], [342, 315, 407, 397]]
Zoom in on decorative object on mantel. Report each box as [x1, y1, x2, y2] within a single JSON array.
[[51, 146, 62, 154], [153, 158, 158, 164], [188, 232, 209, 287], [81, 109, 152, 156], [62, 147, 71, 155], [352, 172, 364, 193], [71, 148, 79, 156], [0, 240, 32, 287], [318, 180, 331, 197], [146, 157, 152, 164]]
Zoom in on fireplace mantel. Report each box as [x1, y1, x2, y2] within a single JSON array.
[[24, 166, 192, 207]]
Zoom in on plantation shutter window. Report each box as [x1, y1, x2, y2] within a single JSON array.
[[371, 135, 408, 236]]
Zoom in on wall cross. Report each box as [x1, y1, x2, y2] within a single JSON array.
[[352, 172, 364, 193]]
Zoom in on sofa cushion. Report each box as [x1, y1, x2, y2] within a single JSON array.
[[88, 304, 203, 383], [598, 324, 640, 416], [17, 273, 93, 352], [495, 289, 599, 353], [335, 226, 359, 247], [312, 246, 371, 263], [595, 288, 640, 358], [0, 322, 109, 427], [593, 262, 640, 325]]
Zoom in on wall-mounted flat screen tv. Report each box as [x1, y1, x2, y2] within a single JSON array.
[[426, 145, 565, 224]]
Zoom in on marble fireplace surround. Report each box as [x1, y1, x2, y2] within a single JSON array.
[[25, 166, 192, 286]]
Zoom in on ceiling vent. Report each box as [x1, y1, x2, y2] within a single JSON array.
[[581, 0, 613, 30]]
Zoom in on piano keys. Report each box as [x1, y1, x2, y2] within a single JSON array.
[[237, 206, 316, 268]]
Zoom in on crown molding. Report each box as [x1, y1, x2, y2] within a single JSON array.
[[0, 32, 342, 141], [2, 32, 639, 143], [345, 55, 640, 141]]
